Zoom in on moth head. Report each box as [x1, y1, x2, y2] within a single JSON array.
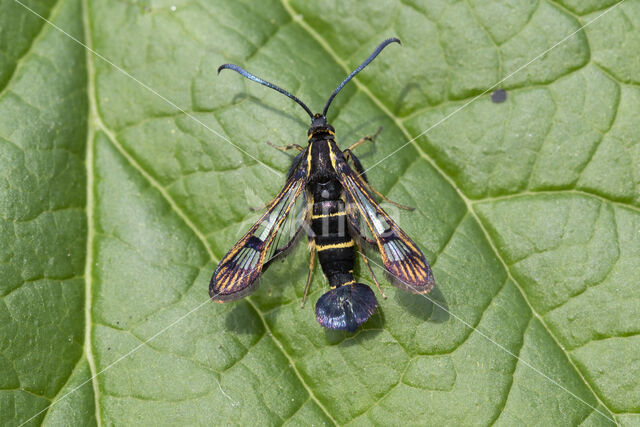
[[308, 114, 335, 137]]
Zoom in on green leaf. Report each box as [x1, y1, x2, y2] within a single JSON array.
[[2, 0, 639, 425]]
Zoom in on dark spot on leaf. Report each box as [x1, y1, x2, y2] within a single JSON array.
[[491, 89, 507, 103]]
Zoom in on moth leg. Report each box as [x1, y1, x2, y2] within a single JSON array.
[[346, 126, 382, 152], [266, 141, 304, 152], [355, 239, 386, 299], [364, 180, 415, 211], [263, 222, 305, 271], [301, 240, 316, 308], [345, 150, 415, 211]]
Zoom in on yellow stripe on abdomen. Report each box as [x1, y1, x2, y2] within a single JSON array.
[[316, 240, 354, 252], [311, 211, 347, 219]]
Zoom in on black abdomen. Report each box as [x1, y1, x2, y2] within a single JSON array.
[[308, 142, 378, 332], [310, 181, 355, 289]]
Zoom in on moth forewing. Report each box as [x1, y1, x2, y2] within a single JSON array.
[[209, 163, 308, 302], [329, 142, 434, 293]]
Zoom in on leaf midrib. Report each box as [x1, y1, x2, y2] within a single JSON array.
[[81, 0, 101, 423]]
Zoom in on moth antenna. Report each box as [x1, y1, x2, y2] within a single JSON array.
[[218, 63, 314, 119], [322, 38, 401, 118]]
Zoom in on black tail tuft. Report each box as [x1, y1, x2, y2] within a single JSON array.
[[315, 283, 378, 332]]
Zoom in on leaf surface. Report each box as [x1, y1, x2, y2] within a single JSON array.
[[2, 0, 639, 425]]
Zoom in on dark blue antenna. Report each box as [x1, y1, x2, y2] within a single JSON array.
[[218, 64, 314, 119], [322, 38, 401, 118]]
